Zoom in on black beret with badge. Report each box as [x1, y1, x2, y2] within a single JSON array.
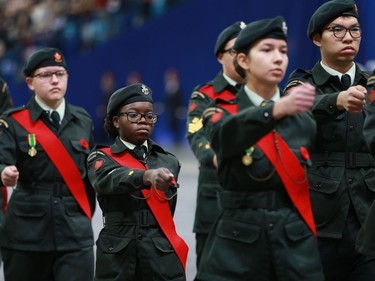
[[307, 0, 358, 39], [23, 47, 67, 77], [107, 83, 153, 117], [214, 21, 246, 56], [233, 16, 288, 52]]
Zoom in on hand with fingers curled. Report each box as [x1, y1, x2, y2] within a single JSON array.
[[1, 165, 19, 187], [273, 83, 316, 119], [337, 85, 367, 113], [143, 167, 175, 192]]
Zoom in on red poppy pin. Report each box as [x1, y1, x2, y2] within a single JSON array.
[[300, 146, 310, 161], [94, 159, 104, 171], [54, 52, 63, 62], [369, 89, 375, 103], [80, 139, 89, 149]]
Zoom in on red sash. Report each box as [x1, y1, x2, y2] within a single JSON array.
[[257, 132, 316, 237], [12, 109, 92, 220], [100, 147, 189, 270], [218, 103, 316, 236]]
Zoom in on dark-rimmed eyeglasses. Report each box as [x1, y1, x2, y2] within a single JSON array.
[[325, 25, 362, 39], [32, 70, 68, 81], [221, 48, 236, 56], [118, 112, 158, 124]]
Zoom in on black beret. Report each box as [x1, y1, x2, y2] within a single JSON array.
[[214, 21, 246, 56], [307, 0, 358, 39], [23, 47, 67, 77], [233, 16, 287, 52], [107, 83, 153, 116]]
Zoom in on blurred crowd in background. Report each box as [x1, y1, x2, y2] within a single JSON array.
[[0, 0, 187, 83]]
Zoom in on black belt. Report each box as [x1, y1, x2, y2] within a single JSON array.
[[17, 182, 71, 196], [311, 152, 375, 168], [103, 210, 158, 227], [218, 190, 292, 210]]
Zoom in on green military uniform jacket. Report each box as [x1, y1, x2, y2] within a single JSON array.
[[87, 138, 185, 281], [287, 62, 375, 239], [197, 89, 324, 281], [186, 71, 237, 234], [0, 96, 95, 251], [356, 70, 375, 256]]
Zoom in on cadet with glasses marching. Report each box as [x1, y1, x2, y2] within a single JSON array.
[[0, 47, 96, 281], [285, 0, 375, 280], [186, 21, 245, 276], [87, 83, 188, 281]]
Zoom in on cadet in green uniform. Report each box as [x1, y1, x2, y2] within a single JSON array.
[[196, 16, 324, 281], [285, 1, 375, 280], [186, 21, 245, 273], [357, 69, 375, 257], [0, 48, 96, 281], [87, 83, 188, 281]]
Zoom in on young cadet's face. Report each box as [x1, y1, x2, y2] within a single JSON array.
[[246, 38, 288, 87], [313, 16, 361, 68], [112, 101, 155, 146], [26, 66, 68, 109]]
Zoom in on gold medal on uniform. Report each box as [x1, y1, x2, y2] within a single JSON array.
[[242, 146, 254, 166], [28, 133, 37, 157]]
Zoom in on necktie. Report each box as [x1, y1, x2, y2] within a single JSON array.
[[341, 74, 351, 90], [133, 146, 146, 160], [260, 100, 272, 106], [50, 111, 60, 128]]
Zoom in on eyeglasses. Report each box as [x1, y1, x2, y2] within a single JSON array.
[[221, 48, 236, 56], [119, 112, 158, 124], [32, 70, 68, 81], [325, 25, 362, 39]]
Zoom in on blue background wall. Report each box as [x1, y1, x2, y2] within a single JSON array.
[[5, 0, 375, 143]]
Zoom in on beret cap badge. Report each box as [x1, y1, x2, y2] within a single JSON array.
[[239, 22, 246, 29], [54, 52, 63, 63], [141, 84, 149, 95], [282, 21, 288, 36]]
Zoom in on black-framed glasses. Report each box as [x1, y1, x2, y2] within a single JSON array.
[[32, 70, 68, 81], [221, 48, 236, 56], [119, 112, 158, 124], [325, 25, 362, 39]]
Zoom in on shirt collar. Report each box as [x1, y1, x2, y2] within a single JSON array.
[[35, 95, 66, 120], [244, 86, 281, 106], [320, 61, 356, 85], [119, 138, 148, 151], [223, 72, 237, 87]]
